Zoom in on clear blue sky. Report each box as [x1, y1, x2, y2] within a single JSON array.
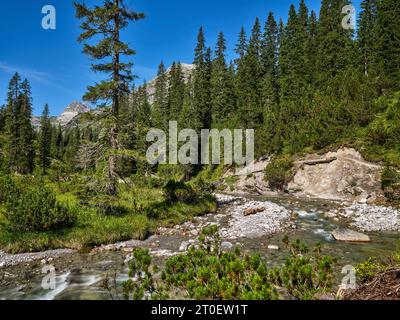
[[0, 0, 360, 116]]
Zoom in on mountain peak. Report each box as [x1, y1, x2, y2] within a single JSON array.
[[58, 101, 90, 126], [63, 101, 90, 114]]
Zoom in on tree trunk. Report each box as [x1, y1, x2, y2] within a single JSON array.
[[106, 0, 120, 195]]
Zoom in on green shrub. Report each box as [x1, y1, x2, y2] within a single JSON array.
[[265, 155, 294, 191], [0, 176, 76, 232], [163, 179, 196, 204], [381, 166, 400, 201], [355, 257, 385, 283], [122, 227, 336, 300], [269, 239, 336, 300]]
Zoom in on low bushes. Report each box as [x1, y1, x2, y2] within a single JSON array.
[[121, 227, 336, 300], [264, 155, 294, 191], [0, 176, 76, 232], [163, 179, 196, 204], [381, 166, 400, 201]]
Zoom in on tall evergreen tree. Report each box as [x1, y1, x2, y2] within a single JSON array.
[[0, 105, 5, 132], [358, 0, 378, 76], [39, 104, 52, 174], [74, 0, 144, 194], [211, 32, 235, 124], [279, 4, 304, 101], [192, 27, 212, 130], [5, 75, 35, 174], [5, 73, 21, 172], [306, 10, 318, 86], [316, 0, 353, 86], [168, 62, 185, 122], [261, 12, 280, 110], [152, 61, 169, 130], [19, 79, 35, 174], [236, 18, 263, 129], [235, 27, 247, 62], [375, 0, 400, 87]]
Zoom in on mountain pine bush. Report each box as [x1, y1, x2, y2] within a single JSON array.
[[0, 176, 76, 232]]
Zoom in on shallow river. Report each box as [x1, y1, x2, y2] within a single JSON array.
[[0, 195, 398, 300]]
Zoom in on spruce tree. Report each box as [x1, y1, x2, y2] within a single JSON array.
[[0, 105, 5, 132], [211, 32, 235, 124], [74, 0, 144, 194], [192, 27, 212, 131], [306, 10, 318, 86], [235, 27, 247, 62], [152, 61, 169, 130], [358, 0, 378, 76], [39, 104, 52, 174], [168, 62, 185, 122], [236, 18, 263, 129], [5, 73, 21, 172], [316, 0, 353, 86], [261, 12, 280, 112], [375, 0, 400, 86]]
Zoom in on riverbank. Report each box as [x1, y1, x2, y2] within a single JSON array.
[[1, 193, 399, 300]]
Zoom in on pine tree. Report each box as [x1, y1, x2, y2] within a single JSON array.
[[168, 62, 185, 122], [375, 0, 400, 86], [279, 4, 303, 101], [235, 27, 247, 62], [306, 10, 318, 86], [152, 61, 169, 130], [192, 27, 212, 131], [39, 104, 52, 174], [358, 0, 378, 76], [261, 12, 279, 78], [316, 0, 353, 86], [5, 73, 21, 172], [236, 18, 263, 129], [19, 79, 35, 174], [211, 32, 235, 124], [261, 12, 280, 112], [74, 0, 144, 194], [0, 105, 5, 132]]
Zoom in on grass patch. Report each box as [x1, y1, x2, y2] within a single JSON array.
[[0, 176, 217, 254]]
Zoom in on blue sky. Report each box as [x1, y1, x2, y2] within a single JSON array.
[[0, 0, 360, 116]]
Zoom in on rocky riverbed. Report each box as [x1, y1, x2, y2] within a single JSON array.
[[1, 193, 399, 300], [326, 204, 400, 232]]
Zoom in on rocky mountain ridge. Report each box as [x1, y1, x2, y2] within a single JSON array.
[[31, 101, 90, 128]]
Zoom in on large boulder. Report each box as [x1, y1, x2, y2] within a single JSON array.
[[331, 229, 371, 242], [288, 148, 383, 202]]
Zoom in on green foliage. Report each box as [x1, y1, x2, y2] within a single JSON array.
[[264, 155, 293, 191], [381, 166, 400, 201], [163, 179, 196, 204], [39, 104, 52, 174], [0, 176, 76, 232], [162, 226, 278, 300], [123, 248, 167, 300], [122, 227, 336, 300], [269, 239, 336, 300], [355, 257, 385, 282], [4, 74, 35, 174]]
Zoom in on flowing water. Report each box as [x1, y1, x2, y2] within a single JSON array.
[[0, 195, 398, 300]]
